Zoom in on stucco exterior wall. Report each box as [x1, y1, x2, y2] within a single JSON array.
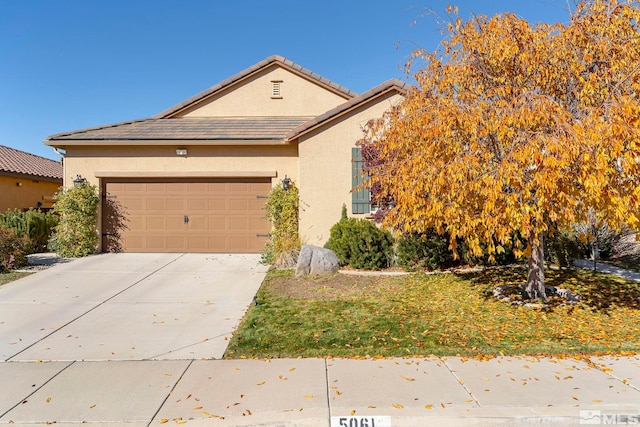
[[62, 144, 299, 240], [63, 144, 298, 187], [297, 92, 404, 246], [179, 65, 349, 118], [0, 174, 61, 212]]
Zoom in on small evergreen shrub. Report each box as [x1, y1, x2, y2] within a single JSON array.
[[261, 180, 301, 267], [397, 230, 454, 271], [326, 218, 393, 270], [0, 209, 58, 253], [0, 226, 30, 271], [48, 182, 100, 258]]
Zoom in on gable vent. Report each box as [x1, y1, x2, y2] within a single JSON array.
[[271, 80, 283, 99]]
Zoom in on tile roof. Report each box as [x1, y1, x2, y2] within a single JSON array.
[[155, 55, 359, 118], [47, 117, 314, 142], [286, 79, 409, 141], [0, 145, 62, 180]]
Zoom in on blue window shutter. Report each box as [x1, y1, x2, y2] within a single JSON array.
[[352, 147, 371, 214]]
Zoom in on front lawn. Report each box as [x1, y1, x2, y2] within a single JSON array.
[[0, 271, 32, 287], [224, 268, 640, 358]]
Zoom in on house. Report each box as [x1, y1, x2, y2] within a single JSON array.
[[44, 55, 407, 253], [0, 145, 62, 213]]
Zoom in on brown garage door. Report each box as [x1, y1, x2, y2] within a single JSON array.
[[102, 178, 271, 253]]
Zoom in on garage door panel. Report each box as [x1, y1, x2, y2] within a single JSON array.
[[166, 217, 184, 231], [250, 217, 269, 231], [146, 199, 166, 211], [165, 199, 186, 211], [125, 197, 145, 211], [103, 179, 271, 253], [229, 199, 249, 211], [207, 217, 227, 231], [188, 199, 207, 211], [207, 199, 228, 211]]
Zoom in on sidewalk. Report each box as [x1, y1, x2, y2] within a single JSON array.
[[1, 355, 639, 426], [573, 259, 640, 282]]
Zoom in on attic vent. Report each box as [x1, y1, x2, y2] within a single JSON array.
[[271, 80, 283, 99]]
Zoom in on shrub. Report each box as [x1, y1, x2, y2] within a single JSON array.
[[458, 234, 525, 267], [0, 209, 58, 253], [0, 226, 30, 271], [546, 228, 588, 267], [48, 182, 100, 258], [397, 230, 454, 271], [326, 218, 393, 270], [261, 180, 301, 267]]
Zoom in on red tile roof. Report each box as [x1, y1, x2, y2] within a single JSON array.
[[0, 145, 62, 181]]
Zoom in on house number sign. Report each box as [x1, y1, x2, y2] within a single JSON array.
[[330, 416, 391, 427]]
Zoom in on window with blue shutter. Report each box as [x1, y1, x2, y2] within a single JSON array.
[[352, 147, 371, 214]]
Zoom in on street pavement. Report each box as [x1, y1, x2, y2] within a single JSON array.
[[0, 255, 638, 426]]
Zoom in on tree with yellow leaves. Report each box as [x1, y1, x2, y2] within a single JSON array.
[[361, 0, 640, 300]]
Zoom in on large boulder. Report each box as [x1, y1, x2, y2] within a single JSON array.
[[295, 245, 340, 277]]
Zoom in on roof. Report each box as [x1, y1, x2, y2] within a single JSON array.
[[0, 145, 62, 180], [156, 55, 359, 118], [47, 117, 314, 142], [286, 79, 409, 141]]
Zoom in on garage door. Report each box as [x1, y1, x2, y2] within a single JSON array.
[[102, 178, 271, 253]]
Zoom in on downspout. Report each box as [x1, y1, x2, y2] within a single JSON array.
[[52, 147, 67, 187]]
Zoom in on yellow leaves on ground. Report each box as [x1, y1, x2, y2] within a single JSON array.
[[392, 403, 404, 409]]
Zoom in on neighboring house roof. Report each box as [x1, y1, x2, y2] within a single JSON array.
[[286, 79, 409, 141], [155, 55, 358, 118], [0, 145, 62, 181], [47, 117, 314, 143]]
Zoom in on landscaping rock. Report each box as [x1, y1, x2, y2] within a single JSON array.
[[295, 245, 340, 277]]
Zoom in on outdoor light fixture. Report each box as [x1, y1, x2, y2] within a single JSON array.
[[176, 148, 188, 156], [73, 175, 86, 187], [282, 175, 291, 191]]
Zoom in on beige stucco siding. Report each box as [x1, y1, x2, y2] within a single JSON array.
[[0, 174, 61, 212], [297, 92, 404, 246], [63, 145, 298, 185], [63, 144, 299, 244], [178, 65, 349, 118]]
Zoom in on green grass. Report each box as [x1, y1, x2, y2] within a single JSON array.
[[225, 268, 640, 359], [0, 270, 32, 287]]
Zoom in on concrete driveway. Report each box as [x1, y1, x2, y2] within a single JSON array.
[[0, 253, 268, 362]]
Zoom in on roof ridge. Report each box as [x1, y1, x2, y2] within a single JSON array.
[[286, 79, 410, 141], [154, 55, 359, 119]]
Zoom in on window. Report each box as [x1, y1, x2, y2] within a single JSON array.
[[351, 147, 372, 214], [271, 80, 283, 98]]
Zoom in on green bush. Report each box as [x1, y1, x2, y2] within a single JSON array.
[[546, 229, 587, 267], [48, 182, 100, 258], [326, 218, 393, 270], [457, 234, 525, 267], [397, 230, 454, 271], [261, 180, 301, 267], [0, 209, 58, 253], [0, 226, 30, 271]]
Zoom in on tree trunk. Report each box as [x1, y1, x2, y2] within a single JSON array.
[[526, 233, 548, 301]]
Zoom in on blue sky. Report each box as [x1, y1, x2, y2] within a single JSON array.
[[1, 0, 572, 160]]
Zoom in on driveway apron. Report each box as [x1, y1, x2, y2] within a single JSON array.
[[0, 253, 268, 362]]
